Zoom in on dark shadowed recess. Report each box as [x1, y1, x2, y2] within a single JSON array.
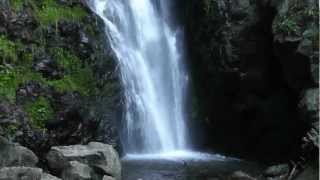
[[180, 0, 317, 163]]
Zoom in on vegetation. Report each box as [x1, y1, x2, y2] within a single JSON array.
[[0, 64, 45, 102], [273, 2, 318, 36], [274, 17, 299, 36], [9, 0, 24, 11], [0, 36, 19, 63], [10, 0, 87, 25], [36, 0, 87, 25], [48, 48, 96, 96], [24, 96, 54, 129], [1, 0, 99, 130]]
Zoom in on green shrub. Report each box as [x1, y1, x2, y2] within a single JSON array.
[[24, 96, 53, 129], [274, 17, 299, 36]]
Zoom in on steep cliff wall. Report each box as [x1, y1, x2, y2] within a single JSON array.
[[184, 0, 318, 163]]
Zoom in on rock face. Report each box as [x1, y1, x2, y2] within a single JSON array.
[[184, 0, 318, 162], [47, 142, 121, 180]]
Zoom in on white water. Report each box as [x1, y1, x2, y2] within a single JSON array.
[[90, 0, 189, 154], [123, 151, 236, 162]]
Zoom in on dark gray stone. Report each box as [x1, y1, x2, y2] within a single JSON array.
[[0, 137, 38, 168], [47, 142, 121, 180]]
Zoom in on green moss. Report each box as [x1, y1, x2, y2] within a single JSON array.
[[274, 17, 299, 36], [0, 64, 45, 102], [48, 48, 95, 96], [0, 36, 19, 63], [3, 124, 19, 136], [0, 46, 95, 101], [36, 0, 87, 26], [0, 66, 17, 101], [24, 96, 53, 129], [273, 3, 318, 36], [10, 0, 24, 11]]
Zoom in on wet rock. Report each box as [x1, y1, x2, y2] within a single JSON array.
[[0, 101, 25, 125], [295, 163, 319, 180], [299, 88, 319, 148], [33, 55, 62, 80], [103, 175, 115, 180], [46, 142, 121, 179], [62, 161, 94, 180], [229, 171, 256, 180], [0, 167, 60, 180], [0, 2, 38, 42], [56, 0, 88, 8], [263, 164, 290, 177], [42, 173, 62, 180], [299, 88, 319, 123], [0, 137, 38, 168], [16, 81, 44, 103]]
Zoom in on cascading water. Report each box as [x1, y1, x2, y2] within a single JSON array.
[[90, 0, 189, 154]]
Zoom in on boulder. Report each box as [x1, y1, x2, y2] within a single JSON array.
[[0, 167, 60, 180], [103, 175, 115, 180], [229, 171, 256, 180], [299, 88, 319, 123], [0, 137, 38, 168], [0, 167, 42, 180], [263, 164, 290, 177], [61, 161, 94, 180], [47, 142, 121, 179], [42, 173, 62, 180]]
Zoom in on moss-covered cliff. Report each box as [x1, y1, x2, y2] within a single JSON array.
[[0, 0, 121, 163]]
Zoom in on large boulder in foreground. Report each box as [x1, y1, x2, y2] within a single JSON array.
[[0, 167, 61, 180], [46, 142, 121, 180], [0, 136, 38, 168]]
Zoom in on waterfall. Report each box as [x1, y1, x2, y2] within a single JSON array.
[[90, 0, 189, 154]]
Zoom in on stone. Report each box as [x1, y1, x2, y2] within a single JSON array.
[[263, 164, 290, 177], [0, 167, 42, 180], [295, 164, 319, 180], [47, 142, 121, 179], [41, 173, 62, 180], [62, 161, 93, 180], [103, 176, 115, 180], [33, 55, 62, 80], [299, 88, 319, 123], [0, 167, 61, 180], [0, 137, 38, 168], [0, 3, 38, 42], [0, 101, 26, 126], [229, 171, 256, 180]]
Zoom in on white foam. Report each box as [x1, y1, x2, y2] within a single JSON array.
[[122, 151, 238, 162]]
